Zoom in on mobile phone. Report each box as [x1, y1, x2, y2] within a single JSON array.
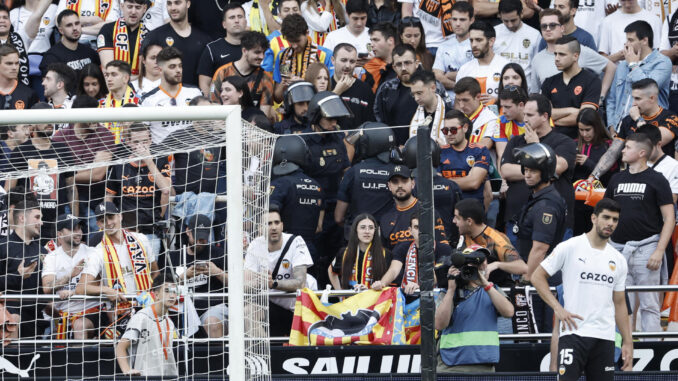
[[24, 256, 39, 267], [358, 52, 368, 58], [196, 261, 209, 270]]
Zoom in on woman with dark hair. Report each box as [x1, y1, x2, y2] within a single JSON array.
[[131, 43, 163, 97], [367, 0, 400, 28], [76, 63, 106, 100], [498, 63, 528, 95], [398, 18, 433, 71], [218, 76, 265, 120], [328, 213, 390, 290]]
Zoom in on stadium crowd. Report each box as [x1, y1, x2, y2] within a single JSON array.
[[0, 0, 677, 375]]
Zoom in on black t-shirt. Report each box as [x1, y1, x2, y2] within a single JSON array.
[[97, 21, 141, 63], [330, 76, 376, 130], [376, 82, 418, 145], [541, 68, 601, 139], [331, 246, 392, 279], [391, 240, 452, 286], [604, 167, 673, 244], [414, 174, 462, 247], [618, 107, 678, 157], [197, 38, 242, 78], [379, 199, 447, 250], [169, 244, 227, 313], [188, 0, 228, 40], [501, 130, 577, 227], [0, 82, 38, 110], [143, 24, 212, 86], [40, 41, 100, 75]]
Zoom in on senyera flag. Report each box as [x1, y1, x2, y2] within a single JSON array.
[[289, 287, 417, 346]]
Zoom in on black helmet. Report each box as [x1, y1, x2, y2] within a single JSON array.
[[513, 143, 557, 185], [283, 81, 316, 116], [272, 135, 308, 176], [307, 91, 353, 125], [353, 122, 395, 163], [402, 136, 441, 169]]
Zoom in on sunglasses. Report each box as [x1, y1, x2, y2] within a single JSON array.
[[401, 16, 422, 26], [442, 126, 460, 135], [540, 23, 560, 31]]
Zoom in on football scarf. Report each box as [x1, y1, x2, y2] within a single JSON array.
[[66, 0, 113, 20], [100, 86, 139, 143], [409, 93, 445, 141], [401, 242, 419, 287], [112, 18, 147, 75], [344, 243, 378, 288], [310, 0, 341, 46], [418, 0, 454, 37], [102, 230, 153, 295], [279, 40, 320, 79]]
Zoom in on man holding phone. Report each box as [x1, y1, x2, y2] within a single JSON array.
[[322, 0, 371, 59]]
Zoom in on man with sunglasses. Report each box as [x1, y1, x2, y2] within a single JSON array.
[[0, 45, 38, 110], [537, 0, 597, 52], [140, 47, 202, 144]]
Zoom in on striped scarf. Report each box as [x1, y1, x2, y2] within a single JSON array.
[[310, 0, 342, 45], [99, 86, 139, 143], [401, 242, 418, 287], [279, 39, 320, 79], [344, 243, 377, 288], [112, 19, 147, 75], [66, 0, 113, 20], [102, 230, 153, 295]]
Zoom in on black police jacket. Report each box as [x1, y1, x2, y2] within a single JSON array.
[[515, 185, 567, 262]]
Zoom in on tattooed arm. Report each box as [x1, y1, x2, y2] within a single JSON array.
[[272, 266, 308, 292], [589, 139, 624, 180]]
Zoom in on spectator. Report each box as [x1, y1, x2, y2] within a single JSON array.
[[0, 4, 29, 88], [375, 44, 451, 145], [242, 0, 279, 36], [217, 75, 267, 120], [115, 272, 179, 377], [598, 0, 661, 62], [453, 77, 498, 147], [99, 61, 140, 143], [604, 132, 674, 333], [493, 0, 541, 92], [433, 1, 475, 102], [40, 9, 100, 76], [187, 0, 228, 40], [567, 0, 606, 44], [538, 0, 596, 51], [398, 16, 433, 70], [435, 245, 514, 373], [300, 0, 347, 46], [366, 0, 399, 28], [660, 8, 678, 113], [244, 207, 315, 336], [0, 124, 30, 174], [56, 0, 119, 50], [261, 0, 302, 73], [541, 36, 602, 139], [0, 45, 38, 110], [637, 124, 678, 203], [329, 212, 389, 290], [607, 21, 672, 130], [456, 21, 510, 105], [330, 43, 375, 130], [76, 63, 105, 100], [304, 62, 331, 92], [408, 70, 449, 142], [97, 0, 148, 74], [493, 85, 528, 161], [42, 214, 101, 340], [364, 22, 397, 92], [274, 81, 316, 134], [439, 110, 491, 207], [142, 0, 210, 87], [170, 215, 228, 338], [272, 14, 334, 100], [42, 63, 77, 109], [399, 0, 454, 53], [532, 10, 615, 92], [323, 0, 370, 54], [497, 62, 528, 95], [197, 4, 247, 95], [130, 43, 162, 98]]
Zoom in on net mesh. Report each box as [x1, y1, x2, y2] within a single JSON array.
[[0, 111, 274, 380]]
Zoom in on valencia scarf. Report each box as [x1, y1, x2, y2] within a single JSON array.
[[66, 0, 113, 20], [279, 40, 320, 79], [409, 93, 445, 141], [418, 0, 454, 37], [102, 230, 153, 295], [112, 18, 147, 75], [401, 242, 419, 287]]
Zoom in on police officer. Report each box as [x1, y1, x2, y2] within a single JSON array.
[[269, 135, 324, 270], [403, 136, 462, 247], [514, 142, 567, 333], [303, 91, 352, 287], [335, 122, 396, 239], [273, 81, 316, 135]]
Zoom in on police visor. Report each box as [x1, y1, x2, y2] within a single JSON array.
[[317, 94, 353, 120], [287, 82, 316, 104]]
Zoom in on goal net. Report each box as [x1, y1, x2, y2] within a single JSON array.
[[0, 106, 274, 380]]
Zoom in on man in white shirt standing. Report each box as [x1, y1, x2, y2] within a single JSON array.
[[322, 0, 370, 54], [598, 0, 661, 62], [457, 21, 509, 106], [433, 1, 474, 102], [532, 198, 633, 380], [493, 0, 541, 92]]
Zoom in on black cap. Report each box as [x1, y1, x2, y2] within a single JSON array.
[[56, 214, 84, 231], [187, 214, 211, 241], [96, 201, 120, 216], [388, 165, 412, 181]]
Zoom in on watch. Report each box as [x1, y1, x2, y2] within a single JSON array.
[[272, 281, 279, 289]]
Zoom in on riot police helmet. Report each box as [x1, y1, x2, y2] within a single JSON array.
[[283, 81, 316, 116], [513, 143, 557, 184], [402, 136, 441, 169], [272, 135, 309, 176], [306, 91, 353, 126], [352, 122, 395, 163]]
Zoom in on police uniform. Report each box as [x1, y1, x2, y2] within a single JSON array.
[[273, 117, 307, 135]]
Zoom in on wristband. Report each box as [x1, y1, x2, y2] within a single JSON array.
[[483, 282, 494, 292]]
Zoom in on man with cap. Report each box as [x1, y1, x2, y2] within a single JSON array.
[[273, 81, 316, 135], [42, 214, 102, 340], [269, 135, 324, 275], [169, 214, 228, 338]]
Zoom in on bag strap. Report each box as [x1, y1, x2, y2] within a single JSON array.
[[272, 234, 297, 279], [251, 69, 265, 106]]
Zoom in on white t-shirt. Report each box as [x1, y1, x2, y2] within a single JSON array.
[[122, 306, 178, 377], [140, 0, 168, 31], [244, 233, 314, 310], [532, 46, 610, 87], [493, 23, 542, 93], [42, 244, 103, 314], [540, 234, 627, 341], [397, 0, 449, 48], [649, 154, 678, 194], [131, 77, 162, 98], [554, 0, 609, 44], [10, 4, 58, 54], [139, 84, 203, 144], [641, 0, 667, 26], [323, 26, 371, 54], [456, 54, 510, 101], [598, 9, 662, 55], [56, 0, 121, 49], [83, 232, 154, 294], [433, 36, 472, 100], [471, 105, 499, 141]]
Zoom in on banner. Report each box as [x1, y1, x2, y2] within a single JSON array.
[[289, 287, 407, 346]]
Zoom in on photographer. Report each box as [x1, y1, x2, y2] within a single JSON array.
[[435, 246, 514, 373]]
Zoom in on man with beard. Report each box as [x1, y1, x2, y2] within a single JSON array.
[[210, 31, 274, 118], [532, 198, 633, 379], [330, 43, 374, 130], [41, 63, 77, 110], [42, 214, 102, 340], [273, 81, 315, 134], [408, 70, 449, 143], [40, 10, 100, 75], [374, 44, 451, 145], [169, 214, 228, 338], [97, 0, 148, 74], [537, 0, 596, 51], [140, 46, 202, 144], [56, 0, 119, 50]]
